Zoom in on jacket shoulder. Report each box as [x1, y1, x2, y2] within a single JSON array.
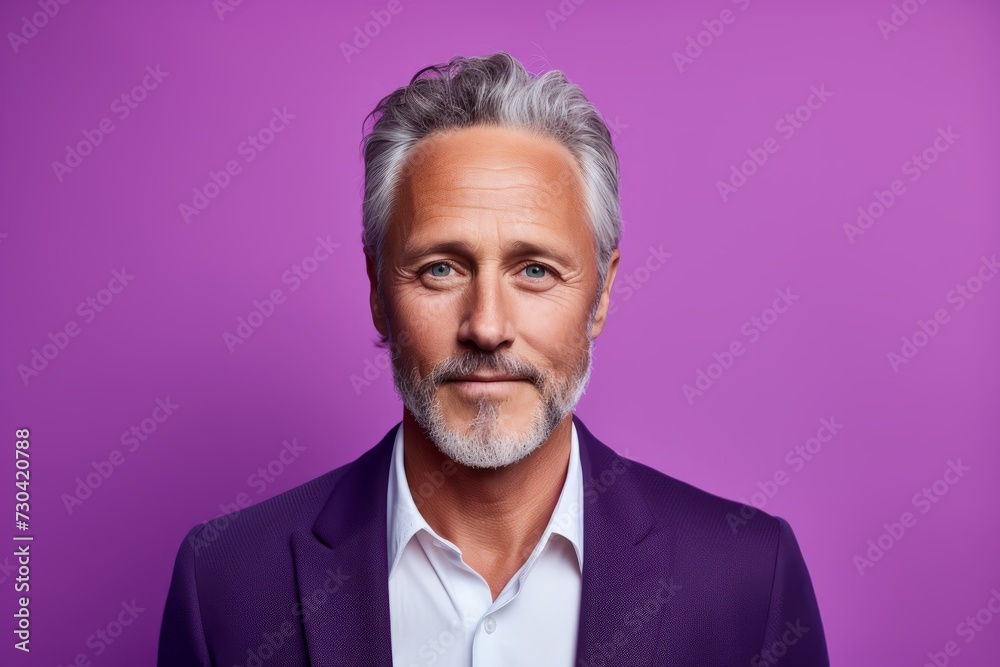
[[181, 454, 353, 563], [574, 416, 785, 546], [623, 454, 785, 545]]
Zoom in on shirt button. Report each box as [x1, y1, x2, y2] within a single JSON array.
[[484, 616, 497, 634]]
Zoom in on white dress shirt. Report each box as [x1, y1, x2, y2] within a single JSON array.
[[387, 420, 584, 667]]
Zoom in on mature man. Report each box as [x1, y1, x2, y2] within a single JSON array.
[[158, 52, 829, 666]]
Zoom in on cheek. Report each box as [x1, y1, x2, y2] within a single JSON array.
[[516, 299, 591, 360], [390, 288, 450, 332], [390, 294, 459, 362]]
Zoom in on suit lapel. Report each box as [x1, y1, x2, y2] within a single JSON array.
[[573, 414, 670, 667], [290, 417, 671, 666], [291, 424, 397, 666]]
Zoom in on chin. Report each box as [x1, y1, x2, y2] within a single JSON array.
[[427, 402, 552, 469]]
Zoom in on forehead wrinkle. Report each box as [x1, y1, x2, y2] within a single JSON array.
[[388, 125, 592, 263], [444, 162, 558, 178], [422, 167, 569, 193], [415, 192, 560, 212], [400, 220, 583, 270], [398, 128, 586, 213], [411, 182, 570, 218], [414, 141, 581, 185]]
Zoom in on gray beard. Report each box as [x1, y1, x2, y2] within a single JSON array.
[[390, 336, 594, 469]]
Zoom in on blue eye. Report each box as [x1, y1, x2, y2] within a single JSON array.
[[524, 264, 547, 279], [429, 263, 452, 277]]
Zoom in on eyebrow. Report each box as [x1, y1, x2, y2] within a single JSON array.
[[400, 238, 578, 268]]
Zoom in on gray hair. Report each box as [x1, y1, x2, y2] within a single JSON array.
[[361, 51, 621, 345], [360, 51, 622, 340]]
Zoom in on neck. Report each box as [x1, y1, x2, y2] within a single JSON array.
[[401, 410, 573, 583]]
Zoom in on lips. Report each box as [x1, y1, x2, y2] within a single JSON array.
[[450, 375, 526, 382], [447, 376, 530, 398]]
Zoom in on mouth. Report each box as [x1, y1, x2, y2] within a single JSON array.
[[449, 374, 528, 382], [445, 375, 532, 397]]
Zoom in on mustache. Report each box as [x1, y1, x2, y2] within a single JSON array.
[[428, 351, 545, 387]]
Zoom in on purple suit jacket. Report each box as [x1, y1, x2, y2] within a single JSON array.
[[158, 415, 829, 666]]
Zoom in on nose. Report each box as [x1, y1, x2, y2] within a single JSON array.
[[457, 272, 514, 352]]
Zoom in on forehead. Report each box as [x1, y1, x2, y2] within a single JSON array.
[[390, 125, 589, 244], [404, 124, 580, 182]]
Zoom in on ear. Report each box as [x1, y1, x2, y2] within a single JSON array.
[[365, 252, 389, 339], [589, 248, 620, 339]]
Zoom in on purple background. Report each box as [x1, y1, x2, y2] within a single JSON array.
[[2, 0, 999, 664]]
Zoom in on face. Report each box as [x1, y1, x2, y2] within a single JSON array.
[[367, 124, 619, 469]]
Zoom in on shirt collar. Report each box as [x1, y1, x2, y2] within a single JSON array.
[[387, 419, 585, 579]]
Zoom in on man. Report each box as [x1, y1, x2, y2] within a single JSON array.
[[158, 52, 829, 666]]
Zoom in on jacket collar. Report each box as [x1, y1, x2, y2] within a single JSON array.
[[386, 418, 585, 579], [291, 414, 665, 666]]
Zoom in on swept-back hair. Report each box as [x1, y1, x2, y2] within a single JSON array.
[[360, 51, 622, 307]]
